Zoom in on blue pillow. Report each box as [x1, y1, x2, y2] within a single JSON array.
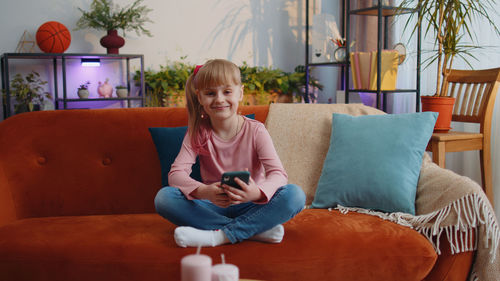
[[149, 126, 202, 187], [149, 114, 255, 187], [311, 112, 437, 214]]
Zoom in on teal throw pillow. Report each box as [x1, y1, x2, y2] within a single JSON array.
[[149, 126, 202, 187], [149, 114, 255, 187], [311, 112, 437, 214]]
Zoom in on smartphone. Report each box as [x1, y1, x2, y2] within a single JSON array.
[[221, 171, 250, 189]]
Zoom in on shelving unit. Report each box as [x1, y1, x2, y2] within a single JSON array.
[[345, 1, 421, 112], [304, 0, 347, 103], [1, 53, 145, 119], [305, 0, 421, 112]]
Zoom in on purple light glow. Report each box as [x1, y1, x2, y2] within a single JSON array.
[[62, 59, 137, 109]]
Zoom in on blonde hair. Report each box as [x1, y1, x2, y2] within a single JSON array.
[[185, 59, 242, 154]]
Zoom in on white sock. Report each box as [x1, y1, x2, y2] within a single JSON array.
[[174, 226, 230, 248], [250, 224, 284, 243]]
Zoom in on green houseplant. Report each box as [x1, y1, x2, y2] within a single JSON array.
[[9, 71, 52, 114], [134, 59, 192, 107], [134, 60, 323, 107], [397, 0, 499, 130], [76, 0, 153, 54], [239, 63, 323, 105]]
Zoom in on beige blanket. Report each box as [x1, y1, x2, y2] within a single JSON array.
[[265, 103, 499, 281]]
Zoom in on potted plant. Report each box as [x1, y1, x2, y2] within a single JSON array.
[[275, 65, 323, 103], [134, 59, 192, 107], [134, 60, 323, 107], [397, 0, 499, 131], [8, 71, 52, 114], [76, 0, 153, 54], [240, 63, 280, 105], [239, 63, 323, 105], [115, 85, 128, 98], [78, 81, 91, 99]]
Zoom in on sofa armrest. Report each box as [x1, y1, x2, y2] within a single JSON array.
[[0, 164, 17, 227], [416, 152, 487, 220], [416, 153, 499, 280]]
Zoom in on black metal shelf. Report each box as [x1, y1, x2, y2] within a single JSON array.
[[1, 53, 145, 118], [56, 97, 144, 102], [345, 1, 421, 112], [1, 53, 143, 60], [308, 61, 348, 67], [304, 1, 421, 112], [350, 6, 416, 16], [347, 89, 419, 93], [304, 0, 347, 102]]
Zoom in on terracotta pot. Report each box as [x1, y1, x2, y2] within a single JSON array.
[[421, 96, 455, 133], [242, 93, 257, 105], [100, 30, 125, 54], [276, 93, 293, 103], [163, 94, 186, 107]]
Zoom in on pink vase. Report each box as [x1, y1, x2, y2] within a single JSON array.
[[100, 30, 125, 54], [98, 80, 113, 98]]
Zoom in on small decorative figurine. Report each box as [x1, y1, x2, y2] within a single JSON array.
[[98, 79, 113, 98]]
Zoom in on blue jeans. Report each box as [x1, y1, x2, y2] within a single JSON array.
[[154, 184, 305, 243]]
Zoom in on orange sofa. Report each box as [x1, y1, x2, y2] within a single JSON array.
[[0, 105, 473, 281]]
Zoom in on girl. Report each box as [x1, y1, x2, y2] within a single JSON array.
[[154, 59, 305, 247]]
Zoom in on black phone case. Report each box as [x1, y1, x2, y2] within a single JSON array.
[[221, 171, 250, 189]]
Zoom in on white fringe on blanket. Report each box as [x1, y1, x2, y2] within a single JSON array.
[[331, 192, 499, 261]]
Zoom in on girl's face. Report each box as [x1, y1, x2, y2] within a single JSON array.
[[196, 84, 244, 121]]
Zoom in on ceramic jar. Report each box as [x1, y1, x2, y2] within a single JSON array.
[[116, 88, 128, 98], [98, 80, 113, 98], [77, 89, 89, 99], [100, 30, 125, 54]]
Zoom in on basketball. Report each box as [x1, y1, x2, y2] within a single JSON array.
[[36, 21, 71, 53]]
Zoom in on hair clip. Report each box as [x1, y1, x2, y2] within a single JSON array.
[[193, 65, 203, 76]]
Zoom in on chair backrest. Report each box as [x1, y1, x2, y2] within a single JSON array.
[[440, 68, 500, 132]]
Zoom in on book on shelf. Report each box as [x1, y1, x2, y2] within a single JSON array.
[[357, 52, 371, 89], [350, 52, 360, 89], [350, 50, 399, 91]]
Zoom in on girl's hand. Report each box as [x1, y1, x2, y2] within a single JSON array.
[[192, 183, 231, 208], [222, 177, 264, 205]]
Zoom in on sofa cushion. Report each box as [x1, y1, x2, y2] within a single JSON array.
[[265, 103, 385, 205], [149, 126, 202, 187], [312, 112, 437, 214], [149, 114, 255, 187], [0, 210, 436, 281]]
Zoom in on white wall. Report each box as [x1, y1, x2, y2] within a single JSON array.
[[1, 0, 314, 116], [0, 0, 307, 116], [0, 0, 307, 69]]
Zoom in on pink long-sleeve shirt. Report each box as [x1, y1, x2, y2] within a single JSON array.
[[168, 117, 288, 203]]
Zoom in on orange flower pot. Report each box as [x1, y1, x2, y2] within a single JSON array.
[[421, 96, 455, 132]]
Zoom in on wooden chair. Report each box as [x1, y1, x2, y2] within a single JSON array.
[[426, 67, 500, 206]]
